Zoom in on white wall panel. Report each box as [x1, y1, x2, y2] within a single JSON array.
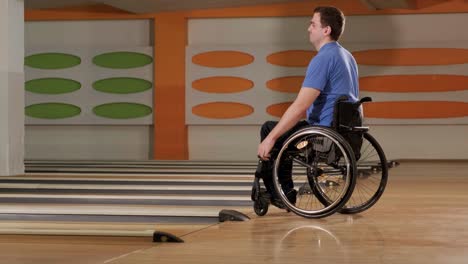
[[188, 125, 468, 161], [189, 14, 468, 45], [26, 20, 152, 47], [25, 20, 153, 160], [189, 126, 259, 161], [189, 17, 309, 45], [25, 126, 151, 160]]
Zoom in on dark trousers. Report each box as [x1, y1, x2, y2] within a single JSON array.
[[258, 120, 309, 198]]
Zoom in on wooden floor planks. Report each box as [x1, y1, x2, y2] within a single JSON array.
[[0, 161, 467, 264]]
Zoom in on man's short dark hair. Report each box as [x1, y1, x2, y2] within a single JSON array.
[[313, 6, 345, 41]]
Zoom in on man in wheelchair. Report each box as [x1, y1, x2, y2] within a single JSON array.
[[256, 6, 360, 210]]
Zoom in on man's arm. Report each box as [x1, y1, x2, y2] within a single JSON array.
[[257, 87, 321, 160]]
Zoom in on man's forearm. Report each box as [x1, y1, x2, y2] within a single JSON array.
[[265, 102, 305, 142]]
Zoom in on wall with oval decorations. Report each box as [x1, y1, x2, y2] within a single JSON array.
[[24, 20, 153, 160], [186, 15, 468, 125], [187, 14, 468, 160]]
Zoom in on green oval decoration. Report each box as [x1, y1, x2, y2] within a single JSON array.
[[93, 52, 153, 69], [25, 53, 81, 69], [93, 77, 152, 94], [25, 78, 81, 94], [25, 103, 81, 119], [93, 103, 152, 119]]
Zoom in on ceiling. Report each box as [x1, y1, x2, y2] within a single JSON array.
[[24, 0, 423, 13], [360, 0, 417, 10]]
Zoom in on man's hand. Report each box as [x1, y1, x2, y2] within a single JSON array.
[[256, 87, 320, 161], [257, 137, 276, 160]]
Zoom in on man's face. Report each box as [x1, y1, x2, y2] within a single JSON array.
[[308, 13, 327, 45]]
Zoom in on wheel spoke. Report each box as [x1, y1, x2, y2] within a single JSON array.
[[342, 132, 388, 213]]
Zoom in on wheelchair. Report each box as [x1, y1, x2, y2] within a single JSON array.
[[251, 96, 390, 218]]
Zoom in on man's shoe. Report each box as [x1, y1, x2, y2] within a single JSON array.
[[270, 197, 286, 209], [270, 189, 297, 209], [285, 189, 297, 205]]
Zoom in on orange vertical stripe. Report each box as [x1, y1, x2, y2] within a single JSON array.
[[153, 15, 188, 159]]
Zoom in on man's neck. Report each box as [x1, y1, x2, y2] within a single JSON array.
[[315, 39, 335, 51]]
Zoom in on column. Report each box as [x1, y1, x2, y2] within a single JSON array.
[[0, 0, 24, 176]]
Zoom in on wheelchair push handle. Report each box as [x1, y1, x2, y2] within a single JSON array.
[[336, 96, 372, 107], [359, 97, 372, 104]]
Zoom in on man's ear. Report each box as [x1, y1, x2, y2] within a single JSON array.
[[323, 25, 332, 36]]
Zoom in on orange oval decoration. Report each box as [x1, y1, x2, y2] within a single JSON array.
[[267, 50, 317, 67], [267, 102, 306, 118], [192, 51, 254, 68], [363, 101, 468, 119], [360, 75, 468, 92], [192, 76, 254, 93], [266, 76, 304, 93], [353, 48, 468, 66], [267, 102, 291, 117], [192, 102, 253, 119]]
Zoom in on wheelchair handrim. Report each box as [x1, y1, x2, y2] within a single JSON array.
[[273, 128, 353, 215]]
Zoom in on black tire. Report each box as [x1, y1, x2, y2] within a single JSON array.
[[254, 199, 269, 216], [340, 132, 388, 214], [273, 127, 356, 218], [251, 178, 260, 201]]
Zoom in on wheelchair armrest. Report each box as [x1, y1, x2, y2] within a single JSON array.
[[338, 124, 353, 131], [339, 125, 369, 132], [351, 126, 369, 132]]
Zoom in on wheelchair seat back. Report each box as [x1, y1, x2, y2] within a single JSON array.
[[332, 96, 372, 160]]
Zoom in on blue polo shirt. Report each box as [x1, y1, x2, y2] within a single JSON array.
[[302, 42, 359, 126]]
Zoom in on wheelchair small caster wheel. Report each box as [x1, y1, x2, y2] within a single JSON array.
[[251, 186, 258, 201], [254, 199, 269, 216]]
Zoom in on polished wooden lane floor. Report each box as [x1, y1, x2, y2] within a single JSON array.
[[1, 161, 467, 264], [0, 224, 212, 264]]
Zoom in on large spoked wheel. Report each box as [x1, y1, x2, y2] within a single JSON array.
[[340, 132, 388, 214], [272, 127, 357, 218]]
